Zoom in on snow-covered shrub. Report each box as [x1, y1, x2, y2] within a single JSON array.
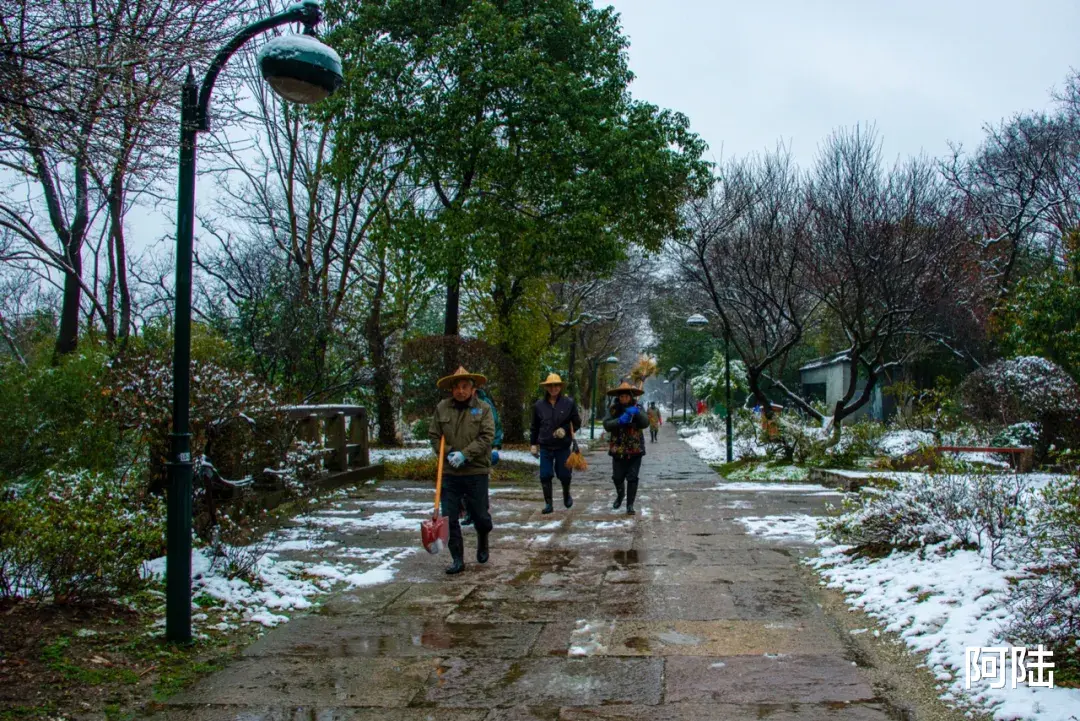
[[0, 470, 165, 601], [112, 353, 283, 491], [731, 409, 765, 460], [207, 512, 274, 583], [821, 471, 1030, 566], [765, 414, 828, 464], [877, 429, 935, 459], [272, 440, 327, 496], [1003, 475, 1080, 684], [991, 421, 1040, 449], [689, 352, 747, 407], [830, 420, 888, 467], [960, 356, 1080, 461]]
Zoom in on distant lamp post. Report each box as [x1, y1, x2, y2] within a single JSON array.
[[589, 355, 619, 439], [686, 312, 733, 463], [167, 0, 342, 644]]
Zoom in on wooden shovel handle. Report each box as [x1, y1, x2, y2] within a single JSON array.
[[434, 436, 445, 516]]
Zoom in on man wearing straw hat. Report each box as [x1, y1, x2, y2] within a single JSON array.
[[429, 366, 495, 575], [529, 373, 582, 514], [602, 381, 651, 515]]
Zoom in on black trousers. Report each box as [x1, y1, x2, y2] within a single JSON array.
[[440, 473, 493, 554], [612, 456, 642, 485]]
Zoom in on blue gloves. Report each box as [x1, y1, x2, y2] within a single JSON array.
[[618, 411, 633, 425], [625, 406, 640, 416], [447, 451, 466, 468], [491, 450, 500, 466]]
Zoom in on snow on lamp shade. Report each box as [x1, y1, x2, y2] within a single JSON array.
[[258, 34, 343, 104]]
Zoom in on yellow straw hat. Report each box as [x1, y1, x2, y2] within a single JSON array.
[[540, 373, 564, 387], [606, 380, 645, 397], [436, 365, 488, 391]]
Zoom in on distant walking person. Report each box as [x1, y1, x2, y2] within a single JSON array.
[[429, 366, 495, 575], [603, 381, 650, 514], [530, 373, 582, 514], [646, 402, 662, 443]]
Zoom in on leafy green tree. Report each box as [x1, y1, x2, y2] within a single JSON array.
[[324, 0, 711, 361], [997, 233, 1080, 382]]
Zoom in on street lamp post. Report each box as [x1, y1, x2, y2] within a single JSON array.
[[723, 323, 733, 462], [167, 0, 342, 643], [687, 312, 732, 463], [667, 367, 679, 421], [589, 355, 619, 439], [683, 375, 689, 423]]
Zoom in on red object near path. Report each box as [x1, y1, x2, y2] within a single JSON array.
[[421, 436, 450, 554]]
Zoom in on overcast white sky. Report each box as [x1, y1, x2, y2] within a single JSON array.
[[599, 0, 1080, 167]]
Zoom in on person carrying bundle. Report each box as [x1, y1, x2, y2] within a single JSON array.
[[529, 373, 582, 514], [603, 381, 650, 515]]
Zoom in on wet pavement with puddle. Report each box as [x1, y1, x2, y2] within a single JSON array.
[[157, 424, 907, 720]]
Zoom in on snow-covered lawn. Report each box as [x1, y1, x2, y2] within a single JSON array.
[[813, 542, 1080, 721], [142, 491, 419, 633], [741, 508, 1080, 721]]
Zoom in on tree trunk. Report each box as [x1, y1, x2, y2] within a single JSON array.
[[109, 173, 132, 342], [443, 268, 461, 373], [499, 341, 526, 444], [372, 342, 398, 446], [567, 332, 578, 399], [365, 265, 398, 445], [54, 239, 82, 359]]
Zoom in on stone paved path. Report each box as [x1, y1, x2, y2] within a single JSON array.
[[161, 424, 900, 720]]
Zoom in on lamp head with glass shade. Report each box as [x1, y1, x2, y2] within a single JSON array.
[[605, 355, 619, 365], [669, 366, 680, 376], [258, 31, 343, 104], [686, 313, 709, 331]]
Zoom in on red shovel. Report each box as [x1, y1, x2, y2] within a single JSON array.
[[421, 436, 450, 554]]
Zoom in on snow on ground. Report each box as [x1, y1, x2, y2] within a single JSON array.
[[712, 482, 842, 494], [739, 511, 1080, 720], [726, 463, 810, 483], [679, 427, 728, 463], [737, 514, 820, 543], [142, 499, 420, 632], [877, 429, 935, 458], [369, 446, 541, 466]]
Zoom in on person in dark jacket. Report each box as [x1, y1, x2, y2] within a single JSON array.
[[602, 381, 650, 515], [428, 366, 495, 575], [529, 373, 582, 514]]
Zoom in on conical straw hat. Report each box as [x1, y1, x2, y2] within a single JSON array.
[[606, 380, 645, 397], [436, 366, 488, 391]]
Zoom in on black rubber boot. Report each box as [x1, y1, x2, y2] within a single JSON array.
[[625, 480, 638, 516], [541, 479, 554, 514], [476, 531, 489, 564], [612, 480, 625, 510], [561, 479, 574, 509], [446, 539, 466, 575]]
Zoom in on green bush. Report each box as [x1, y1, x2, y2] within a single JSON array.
[[0, 470, 165, 601], [410, 417, 430, 442], [0, 351, 122, 480]]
